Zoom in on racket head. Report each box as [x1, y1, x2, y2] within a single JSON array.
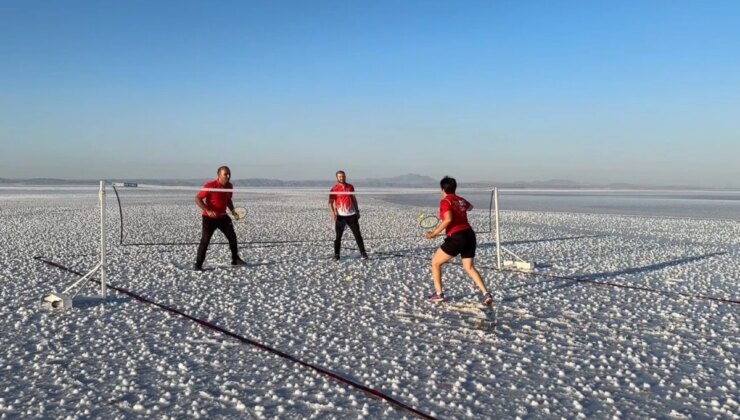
[[233, 207, 247, 220], [419, 215, 440, 229]]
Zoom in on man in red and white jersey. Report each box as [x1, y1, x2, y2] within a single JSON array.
[[328, 170, 368, 260], [194, 166, 247, 270], [424, 176, 493, 305]]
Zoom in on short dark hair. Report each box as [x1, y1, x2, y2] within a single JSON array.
[[336, 170, 345, 176], [218, 166, 230, 175], [440, 176, 457, 194]]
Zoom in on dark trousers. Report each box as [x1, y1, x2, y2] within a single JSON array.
[[334, 214, 366, 255], [196, 215, 239, 265]]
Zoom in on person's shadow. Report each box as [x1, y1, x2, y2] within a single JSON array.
[[70, 295, 130, 309], [499, 251, 726, 302]]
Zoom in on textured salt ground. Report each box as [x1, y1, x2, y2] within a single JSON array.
[[1, 191, 738, 418]]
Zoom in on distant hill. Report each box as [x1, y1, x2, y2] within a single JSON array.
[[355, 174, 437, 187], [0, 177, 102, 186]]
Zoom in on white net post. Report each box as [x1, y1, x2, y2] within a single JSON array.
[[493, 187, 536, 272], [99, 180, 107, 299], [41, 181, 108, 309], [494, 187, 502, 270]]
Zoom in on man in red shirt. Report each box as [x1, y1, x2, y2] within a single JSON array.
[[194, 166, 247, 270], [328, 170, 368, 260], [424, 176, 493, 305]]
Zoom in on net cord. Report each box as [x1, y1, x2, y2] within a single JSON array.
[[111, 186, 495, 246]]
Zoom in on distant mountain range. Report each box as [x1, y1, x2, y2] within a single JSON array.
[[0, 174, 734, 190]]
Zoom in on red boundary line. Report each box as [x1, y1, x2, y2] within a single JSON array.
[[34, 256, 435, 420]]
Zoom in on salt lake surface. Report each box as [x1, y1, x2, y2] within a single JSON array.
[[0, 188, 738, 418]]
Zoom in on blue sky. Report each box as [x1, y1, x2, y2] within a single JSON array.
[[1, 0, 738, 187]]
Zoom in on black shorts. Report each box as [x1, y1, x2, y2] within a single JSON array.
[[440, 229, 476, 258]]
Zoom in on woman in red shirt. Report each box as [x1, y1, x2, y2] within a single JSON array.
[[424, 176, 493, 305]]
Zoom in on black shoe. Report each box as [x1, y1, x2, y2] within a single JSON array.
[[361, 252, 369, 260], [483, 292, 494, 306], [333, 254, 340, 261], [193, 263, 203, 271], [231, 258, 248, 267]]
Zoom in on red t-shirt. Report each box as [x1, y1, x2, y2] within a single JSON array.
[[197, 180, 233, 217], [329, 183, 357, 216], [440, 193, 473, 236]]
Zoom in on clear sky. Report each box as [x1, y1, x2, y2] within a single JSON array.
[[1, 0, 738, 187]]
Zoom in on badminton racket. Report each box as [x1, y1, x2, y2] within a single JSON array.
[[418, 212, 440, 229]]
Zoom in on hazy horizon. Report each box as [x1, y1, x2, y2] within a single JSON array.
[[2, 1, 739, 187], [2, 173, 740, 191]]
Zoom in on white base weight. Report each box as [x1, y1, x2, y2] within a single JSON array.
[[42, 293, 73, 309], [504, 260, 535, 272]]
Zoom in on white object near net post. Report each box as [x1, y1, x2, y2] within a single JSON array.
[[494, 187, 502, 270], [99, 180, 107, 299]]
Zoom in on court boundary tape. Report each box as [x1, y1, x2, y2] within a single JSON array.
[[34, 255, 435, 420]]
